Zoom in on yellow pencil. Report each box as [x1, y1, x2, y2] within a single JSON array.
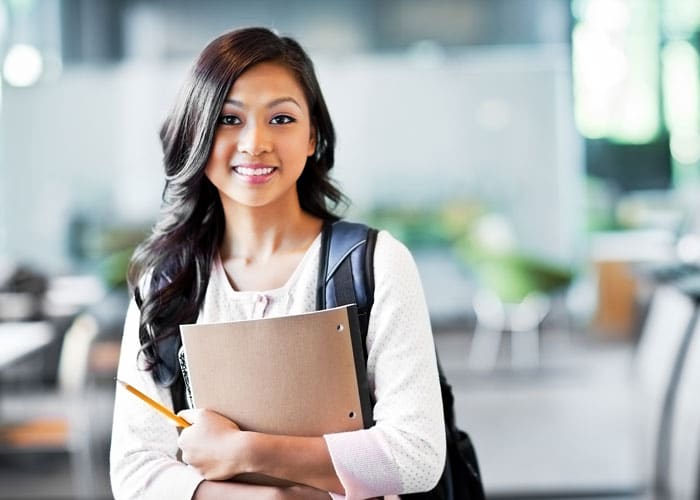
[[116, 378, 191, 428]]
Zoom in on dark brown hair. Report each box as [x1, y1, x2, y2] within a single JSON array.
[[128, 27, 345, 390]]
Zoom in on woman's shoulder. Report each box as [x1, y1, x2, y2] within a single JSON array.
[[372, 227, 414, 263], [329, 220, 415, 266], [362, 227, 422, 288]]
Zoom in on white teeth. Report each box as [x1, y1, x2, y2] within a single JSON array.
[[235, 166, 275, 176]]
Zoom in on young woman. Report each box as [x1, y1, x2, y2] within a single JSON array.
[[110, 27, 445, 500]]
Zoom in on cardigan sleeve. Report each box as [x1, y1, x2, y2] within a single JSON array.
[[323, 230, 446, 499], [109, 299, 205, 500]]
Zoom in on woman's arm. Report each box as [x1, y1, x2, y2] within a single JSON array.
[[178, 408, 344, 494], [110, 300, 205, 500]]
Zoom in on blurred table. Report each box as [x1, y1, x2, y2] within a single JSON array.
[[0, 322, 54, 370], [590, 229, 677, 340]]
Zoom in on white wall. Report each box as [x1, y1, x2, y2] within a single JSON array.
[[322, 45, 585, 266], [0, 61, 188, 270]]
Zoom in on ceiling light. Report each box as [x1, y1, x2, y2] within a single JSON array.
[[3, 43, 43, 87]]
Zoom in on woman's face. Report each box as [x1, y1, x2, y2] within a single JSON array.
[[204, 61, 315, 211]]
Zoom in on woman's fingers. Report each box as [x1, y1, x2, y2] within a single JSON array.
[[176, 409, 244, 480]]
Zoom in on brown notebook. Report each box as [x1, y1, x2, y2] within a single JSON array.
[[179, 304, 372, 484]]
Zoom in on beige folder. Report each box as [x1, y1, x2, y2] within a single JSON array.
[[179, 305, 372, 439]]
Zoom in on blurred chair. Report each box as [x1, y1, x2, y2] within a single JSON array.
[[0, 312, 100, 498], [508, 292, 550, 369], [632, 283, 699, 496], [667, 314, 700, 499], [468, 288, 506, 370], [468, 288, 549, 371]]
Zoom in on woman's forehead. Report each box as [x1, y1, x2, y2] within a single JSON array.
[[225, 62, 307, 104]]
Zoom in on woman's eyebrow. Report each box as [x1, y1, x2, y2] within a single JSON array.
[[223, 97, 302, 109], [267, 97, 302, 109]]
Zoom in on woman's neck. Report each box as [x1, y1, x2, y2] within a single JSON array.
[[219, 199, 322, 264]]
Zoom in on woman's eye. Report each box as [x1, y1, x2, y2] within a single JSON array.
[[218, 115, 240, 126], [271, 115, 295, 125]]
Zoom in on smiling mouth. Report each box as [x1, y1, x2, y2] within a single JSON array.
[[233, 166, 277, 176]]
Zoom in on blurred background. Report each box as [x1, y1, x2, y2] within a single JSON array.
[[0, 0, 699, 498]]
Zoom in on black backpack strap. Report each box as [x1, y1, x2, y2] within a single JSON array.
[[317, 220, 378, 425], [317, 220, 378, 352]]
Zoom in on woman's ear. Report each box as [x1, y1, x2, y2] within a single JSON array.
[[307, 126, 317, 157]]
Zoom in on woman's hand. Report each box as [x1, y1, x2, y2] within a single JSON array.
[[178, 409, 250, 480], [179, 410, 344, 494]]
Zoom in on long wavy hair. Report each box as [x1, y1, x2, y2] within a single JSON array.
[[127, 27, 345, 393]]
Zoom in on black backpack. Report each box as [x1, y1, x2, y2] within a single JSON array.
[[317, 220, 486, 500]]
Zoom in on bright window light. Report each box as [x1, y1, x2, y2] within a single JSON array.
[[662, 41, 700, 136], [663, 0, 700, 36], [670, 134, 700, 165], [580, 0, 631, 32], [572, 0, 660, 143]]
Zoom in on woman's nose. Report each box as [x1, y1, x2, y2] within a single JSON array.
[[237, 123, 271, 156]]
